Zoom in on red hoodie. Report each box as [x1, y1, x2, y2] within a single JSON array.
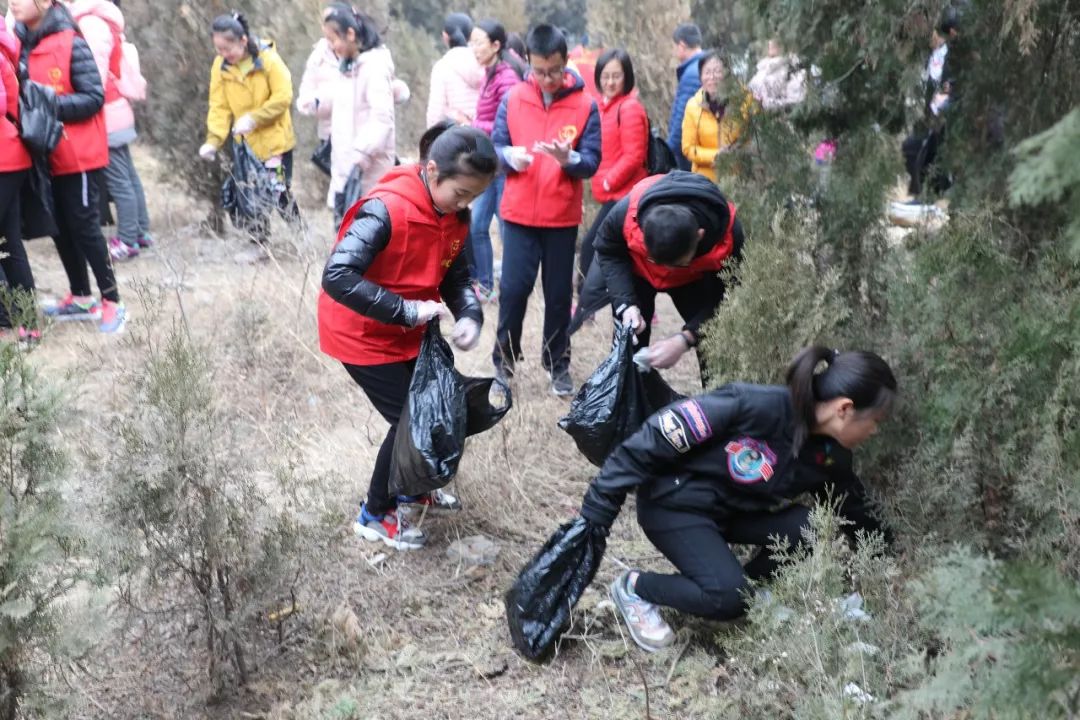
[[317, 165, 470, 365], [0, 25, 31, 173]]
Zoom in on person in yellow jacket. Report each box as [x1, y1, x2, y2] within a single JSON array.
[[681, 51, 754, 180], [198, 12, 299, 263]]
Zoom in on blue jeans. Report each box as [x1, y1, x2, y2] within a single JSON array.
[[468, 173, 504, 290]]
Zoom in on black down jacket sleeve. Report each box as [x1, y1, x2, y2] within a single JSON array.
[[592, 196, 637, 317], [321, 198, 417, 327], [56, 37, 104, 123], [439, 250, 483, 326]]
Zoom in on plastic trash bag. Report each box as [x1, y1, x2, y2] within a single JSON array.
[[388, 322, 512, 497], [18, 79, 63, 155], [311, 138, 332, 177], [569, 261, 609, 336], [559, 323, 683, 467], [505, 516, 607, 662], [221, 141, 283, 230]]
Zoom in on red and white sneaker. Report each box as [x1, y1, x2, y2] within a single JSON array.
[[353, 505, 427, 551]]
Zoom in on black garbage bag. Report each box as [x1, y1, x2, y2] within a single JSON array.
[[18, 79, 63, 155], [388, 322, 513, 497], [505, 516, 608, 662], [311, 137, 332, 176], [559, 323, 683, 467], [221, 141, 282, 230]]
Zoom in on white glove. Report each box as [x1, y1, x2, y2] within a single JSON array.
[[621, 305, 645, 335], [450, 317, 481, 350], [198, 143, 217, 161], [408, 300, 450, 327], [233, 114, 257, 136], [505, 146, 534, 172]]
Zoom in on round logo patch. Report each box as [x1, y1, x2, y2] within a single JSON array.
[[725, 438, 777, 485]]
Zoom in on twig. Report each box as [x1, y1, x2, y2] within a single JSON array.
[[665, 639, 691, 686], [635, 661, 653, 720]]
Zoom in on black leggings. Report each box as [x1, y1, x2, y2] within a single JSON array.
[[343, 359, 416, 516], [634, 499, 811, 620], [0, 170, 36, 328], [51, 170, 119, 303]]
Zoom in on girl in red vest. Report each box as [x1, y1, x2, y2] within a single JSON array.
[[318, 122, 497, 551], [594, 171, 744, 384], [0, 22, 37, 341], [577, 47, 648, 294], [11, 0, 125, 334]]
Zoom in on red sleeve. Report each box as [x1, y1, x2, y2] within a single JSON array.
[[603, 98, 648, 193], [1, 57, 18, 121]]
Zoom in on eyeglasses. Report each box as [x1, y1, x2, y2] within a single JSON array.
[[599, 73, 624, 83], [701, 68, 725, 79], [530, 65, 565, 80]]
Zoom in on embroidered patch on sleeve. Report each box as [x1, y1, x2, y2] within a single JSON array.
[[675, 400, 713, 443], [658, 409, 691, 454]]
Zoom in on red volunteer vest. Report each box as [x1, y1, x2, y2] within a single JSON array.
[[27, 29, 108, 176], [317, 167, 469, 365], [624, 175, 737, 290], [499, 75, 595, 228]]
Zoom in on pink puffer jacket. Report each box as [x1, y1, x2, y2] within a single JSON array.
[[68, 0, 135, 143], [472, 60, 520, 136], [296, 38, 337, 141], [426, 46, 483, 127], [328, 45, 397, 205]]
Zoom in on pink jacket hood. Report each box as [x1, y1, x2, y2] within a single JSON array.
[[68, 0, 124, 31], [425, 45, 483, 127], [69, 0, 136, 138]]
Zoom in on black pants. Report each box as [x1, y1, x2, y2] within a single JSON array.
[[902, 127, 951, 197], [343, 359, 416, 516], [576, 200, 616, 294], [0, 171, 35, 328], [620, 272, 725, 387], [51, 170, 119, 303], [493, 221, 577, 375], [634, 498, 811, 620]]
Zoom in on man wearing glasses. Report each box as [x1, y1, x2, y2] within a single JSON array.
[[491, 24, 601, 397]]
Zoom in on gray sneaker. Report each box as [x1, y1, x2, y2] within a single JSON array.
[[609, 571, 675, 652], [549, 367, 574, 397]]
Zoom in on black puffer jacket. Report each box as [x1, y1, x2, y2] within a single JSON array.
[[15, 3, 104, 123], [594, 171, 744, 338], [580, 383, 887, 543], [322, 199, 481, 328]]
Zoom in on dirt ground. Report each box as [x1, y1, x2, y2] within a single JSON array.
[[26, 152, 737, 719]]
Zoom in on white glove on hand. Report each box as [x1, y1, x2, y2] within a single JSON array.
[[408, 300, 450, 327], [233, 114, 257, 136], [621, 305, 645, 335], [198, 143, 217, 161], [646, 334, 691, 370], [505, 146, 534, 172], [450, 317, 481, 350]]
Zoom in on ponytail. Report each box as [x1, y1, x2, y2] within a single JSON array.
[[786, 346, 897, 455], [419, 122, 497, 180], [323, 5, 381, 52], [211, 12, 260, 59], [476, 18, 508, 61], [443, 13, 473, 49]]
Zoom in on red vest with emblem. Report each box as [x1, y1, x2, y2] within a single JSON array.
[[27, 29, 108, 176], [624, 175, 737, 290], [499, 74, 595, 228], [317, 165, 469, 366]]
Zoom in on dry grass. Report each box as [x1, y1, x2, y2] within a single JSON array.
[[28, 148, 725, 719]]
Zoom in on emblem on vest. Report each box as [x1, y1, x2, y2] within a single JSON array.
[[725, 438, 777, 484], [48, 67, 64, 92], [558, 125, 578, 143]]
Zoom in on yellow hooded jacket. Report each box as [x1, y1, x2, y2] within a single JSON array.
[[205, 41, 296, 161], [681, 87, 754, 178]]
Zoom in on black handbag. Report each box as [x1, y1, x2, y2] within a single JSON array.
[[18, 78, 63, 155]]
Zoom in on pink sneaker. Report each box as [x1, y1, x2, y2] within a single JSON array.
[[108, 237, 138, 261]]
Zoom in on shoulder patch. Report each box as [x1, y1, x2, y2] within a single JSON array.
[[725, 438, 778, 485], [675, 400, 713, 443], [658, 409, 691, 454]]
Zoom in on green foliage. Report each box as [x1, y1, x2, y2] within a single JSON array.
[[0, 341, 101, 719], [896, 550, 1080, 719], [106, 325, 307, 698], [1010, 106, 1080, 257]]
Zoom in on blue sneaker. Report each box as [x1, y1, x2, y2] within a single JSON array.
[[99, 300, 126, 334], [44, 294, 101, 322]]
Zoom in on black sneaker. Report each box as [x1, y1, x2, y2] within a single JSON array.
[[549, 367, 574, 397]]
